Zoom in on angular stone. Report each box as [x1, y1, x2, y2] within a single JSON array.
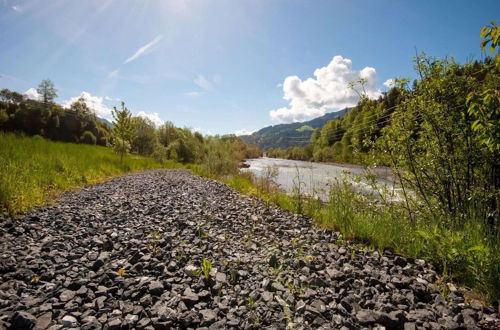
[[35, 312, 52, 330], [148, 280, 164, 296], [200, 309, 217, 324], [59, 290, 76, 302], [12, 311, 36, 329], [61, 315, 78, 328]]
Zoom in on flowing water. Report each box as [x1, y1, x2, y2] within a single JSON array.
[[243, 157, 400, 201]]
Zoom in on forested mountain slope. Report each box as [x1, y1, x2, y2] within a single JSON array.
[[240, 108, 348, 150]]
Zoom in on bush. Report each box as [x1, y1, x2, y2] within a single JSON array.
[[81, 131, 97, 145]]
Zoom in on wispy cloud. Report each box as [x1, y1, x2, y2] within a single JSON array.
[[193, 74, 222, 91], [12, 5, 22, 12], [184, 91, 203, 98], [194, 74, 212, 90], [108, 70, 119, 78], [124, 35, 163, 64]]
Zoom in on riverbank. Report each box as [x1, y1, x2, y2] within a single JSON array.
[[1, 170, 497, 329]]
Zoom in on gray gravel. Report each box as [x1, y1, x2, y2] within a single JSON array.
[[0, 169, 498, 329]]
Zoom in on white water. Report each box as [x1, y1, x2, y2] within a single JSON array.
[[243, 157, 401, 201]]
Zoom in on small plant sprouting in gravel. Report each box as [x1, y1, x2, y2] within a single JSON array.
[[303, 255, 314, 264], [175, 249, 186, 263], [197, 223, 209, 238], [350, 250, 356, 260], [201, 257, 212, 279], [230, 269, 239, 284], [246, 296, 255, 309], [147, 229, 162, 254], [203, 214, 214, 222], [269, 254, 280, 269], [244, 231, 253, 247], [31, 275, 41, 283], [117, 268, 126, 276]]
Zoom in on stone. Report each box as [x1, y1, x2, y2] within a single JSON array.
[[35, 312, 52, 330], [61, 315, 78, 328], [200, 309, 217, 324], [148, 280, 164, 296], [12, 312, 36, 329], [59, 290, 76, 302]]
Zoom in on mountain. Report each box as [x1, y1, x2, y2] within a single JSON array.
[[97, 117, 113, 128], [240, 108, 349, 150]]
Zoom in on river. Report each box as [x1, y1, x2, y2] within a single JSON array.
[[243, 157, 400, 201]]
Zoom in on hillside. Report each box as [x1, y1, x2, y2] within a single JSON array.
[[240, 108, 348, 150]]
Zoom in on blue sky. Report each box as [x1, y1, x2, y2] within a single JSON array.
[[0, 0, 498, 134]]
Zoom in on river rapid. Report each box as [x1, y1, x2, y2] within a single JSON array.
[[243, 157, 400, 201]]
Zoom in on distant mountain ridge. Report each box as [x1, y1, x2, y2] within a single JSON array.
[[240, 108, 349, 150]]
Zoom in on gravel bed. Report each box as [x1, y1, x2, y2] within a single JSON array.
[[0, 170, 498, 329]]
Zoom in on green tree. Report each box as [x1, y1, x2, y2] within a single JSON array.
[[111, 102, 135, 161], [37, 79, 58, 104], [131, 116, 158, 156]]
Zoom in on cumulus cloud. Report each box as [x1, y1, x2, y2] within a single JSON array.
[[124, 35, 163, 64], [137, 111, 164, 127], [383, 78, 395, 88], [269, 55, 382, 123], [24, 88, 41, 101], [63, 91, 113, 118]]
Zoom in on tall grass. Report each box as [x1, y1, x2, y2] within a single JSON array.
[[222, 172, 500, 304], [0, 132, 182, 216]]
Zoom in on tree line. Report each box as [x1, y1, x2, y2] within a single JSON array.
[[0, 81, 262, 176]]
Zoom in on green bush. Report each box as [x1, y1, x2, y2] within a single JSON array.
[[81, 131, 97, 145]]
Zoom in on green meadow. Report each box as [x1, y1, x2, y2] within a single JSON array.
[[0, 132, 182, 216]]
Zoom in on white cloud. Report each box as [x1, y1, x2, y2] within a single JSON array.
[[193, 74, 221, 91], [383, 78, 395, 88], [194, 74, 212, 90], [24, 88, 42, 101], [269, 55, 382, 123], [136, 111, 164, 127], [12, 5, 22, 12], [184, 91, 203, 98], [104, 96, 120, 102], [124, 35, 163, 64], [63, 91, 112, 118], [234, 129, 256, 136]]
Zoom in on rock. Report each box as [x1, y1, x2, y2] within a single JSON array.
[[59, 290, 76, 302], [35, 312, 52, 330], [356, 309, 380, 325], [182, 288, 199, 306], [148, 280, 164, 296], [12, 311, 36, 329], [271, 282, 286, 292], [61, 315, 78, 328], [200, 309, 217, 324], [215, 272, 226, 283], [107, 318, 122, 330]]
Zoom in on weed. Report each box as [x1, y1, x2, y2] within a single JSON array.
[[201, 257, 212, 279], [246, 296, 255, 309]]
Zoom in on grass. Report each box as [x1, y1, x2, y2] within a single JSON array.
[[220, 171, 500, 305], [0, 132, 183, 216]]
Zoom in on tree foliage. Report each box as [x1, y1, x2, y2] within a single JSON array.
[[37, 79, 58, 104], [111, 102, 135, 161]]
